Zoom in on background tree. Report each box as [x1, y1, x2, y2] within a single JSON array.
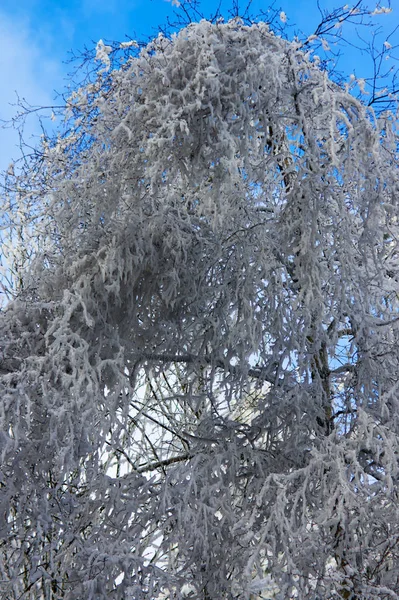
[[1, 3, 399, 599]]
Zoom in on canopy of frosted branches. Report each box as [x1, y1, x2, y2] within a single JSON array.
[[1, 17, 399, 600]]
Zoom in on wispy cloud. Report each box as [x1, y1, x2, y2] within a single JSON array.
[[0, 11, 64, 171]]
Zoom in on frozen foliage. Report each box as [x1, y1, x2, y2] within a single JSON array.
[[1, 17, 399, 600], [95, 39, 112, 71]]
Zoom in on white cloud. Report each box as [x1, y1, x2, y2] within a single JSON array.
[[0, 12, 64, 171]]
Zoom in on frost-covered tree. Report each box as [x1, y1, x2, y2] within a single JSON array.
[[1, 11, 399, 600]]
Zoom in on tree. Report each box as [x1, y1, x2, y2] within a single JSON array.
[[1, 7, 399, 600]]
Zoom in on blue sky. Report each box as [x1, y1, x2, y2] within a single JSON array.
[[0, 0, 397, 171]]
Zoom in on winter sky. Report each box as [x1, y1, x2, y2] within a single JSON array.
[[0, 0, 396, 173]]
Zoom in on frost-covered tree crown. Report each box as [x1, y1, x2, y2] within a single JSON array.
[[1, 16, 399, 600]]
